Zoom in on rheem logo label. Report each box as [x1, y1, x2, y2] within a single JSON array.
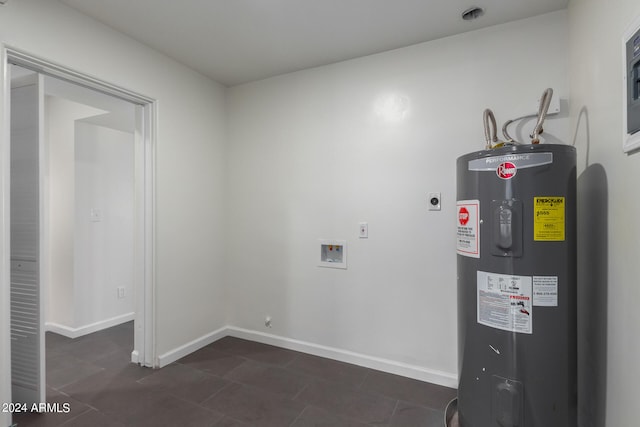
[[497, 162, 517, 179]]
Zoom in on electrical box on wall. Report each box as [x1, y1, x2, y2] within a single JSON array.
[[623, 15, 640, 152], [318, 239, 347, 269]]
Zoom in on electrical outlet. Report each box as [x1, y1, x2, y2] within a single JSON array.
[[117, 287, 125, 299], [265, 316, 272, 328], [428, 192, 441, 211]]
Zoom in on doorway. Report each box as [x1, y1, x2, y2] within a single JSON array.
[[2, 48, 155, 408]]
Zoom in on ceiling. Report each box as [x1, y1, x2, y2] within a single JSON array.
[[58, 0, 568, 87]]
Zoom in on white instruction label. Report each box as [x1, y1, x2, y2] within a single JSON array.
[[533, 276, 558, 307], [456, 200, 480, 258], [477, 271, 532, 334]]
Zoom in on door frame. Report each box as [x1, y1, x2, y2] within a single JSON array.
[[0, 47, 157, 392]]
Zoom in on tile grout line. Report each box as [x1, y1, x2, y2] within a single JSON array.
[[219, 358, 248, 380], [357, 369, 371, 390], [169, 391, 229, 420], [51, 366, 108, 391], [54, 407, 97, 427], [388, 398, 401, 423], [196, 378, 237, 407], [219, 415, 249, 426], [282, 350, 302, 369], [291, 382, 310, 401], [287, 404, 309, 427]]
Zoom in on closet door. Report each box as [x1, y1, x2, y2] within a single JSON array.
[[10, 71, 45, 406]]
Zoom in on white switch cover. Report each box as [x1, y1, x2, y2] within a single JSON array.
[[90, 208, 102, 222], [359, 223, 368, 238]]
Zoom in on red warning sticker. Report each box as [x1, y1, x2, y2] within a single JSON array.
[[458, 207, 470, 225], [456, 200, 479, 258]]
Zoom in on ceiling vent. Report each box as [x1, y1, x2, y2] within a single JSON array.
[[462, 6, 485, 21]]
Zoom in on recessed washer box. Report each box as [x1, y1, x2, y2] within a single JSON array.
[[318, 239, 347, 269]]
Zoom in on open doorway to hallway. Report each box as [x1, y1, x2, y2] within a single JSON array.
[[11, 63, 136, 401], [6, 50, 155, 410]]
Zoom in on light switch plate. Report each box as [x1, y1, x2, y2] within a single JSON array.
[[359, 223, 368, 238], [90, 208, 102, 222]]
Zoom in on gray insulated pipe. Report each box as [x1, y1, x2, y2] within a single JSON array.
[[454, 144, 577, 427]]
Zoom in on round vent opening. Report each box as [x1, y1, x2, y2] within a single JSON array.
[[462, 6, 485, 21]]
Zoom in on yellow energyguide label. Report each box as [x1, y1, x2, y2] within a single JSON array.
[[534, 197, 565, 241]]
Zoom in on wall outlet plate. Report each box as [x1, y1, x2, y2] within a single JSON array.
[[428, 192, 441, 211]]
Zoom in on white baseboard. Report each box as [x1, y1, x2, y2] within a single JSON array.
[[46, 312, 135, 339], [226, 327, 458, 388], [156, 324, 457, 388], [156, 326, 228, 368]]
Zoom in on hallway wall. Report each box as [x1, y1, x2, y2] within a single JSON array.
[[74, 121, 135, 329], [46, 96, 103, 329]]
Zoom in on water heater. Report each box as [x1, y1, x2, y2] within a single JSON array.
[[455, 144, 577, 426]]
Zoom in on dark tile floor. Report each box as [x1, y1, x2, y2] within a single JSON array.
[[13, 322, 457, 426]]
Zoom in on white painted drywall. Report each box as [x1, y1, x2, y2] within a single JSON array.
[[74, 121, 135, 327], [569, 1, 640, 426], [0, 1, 227, 414], [46, 77, 139, 334], [226, 11, 571, 384], [46, 96, 104, 328]]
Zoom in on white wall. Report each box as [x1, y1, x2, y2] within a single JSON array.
[[49, 105, 136, 333], [74, 121, 135, 328], [226, 11, 571, 385], [0, 0, 227, 417], [569, 1, 640, 426], [46, 96, 103, 328]]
